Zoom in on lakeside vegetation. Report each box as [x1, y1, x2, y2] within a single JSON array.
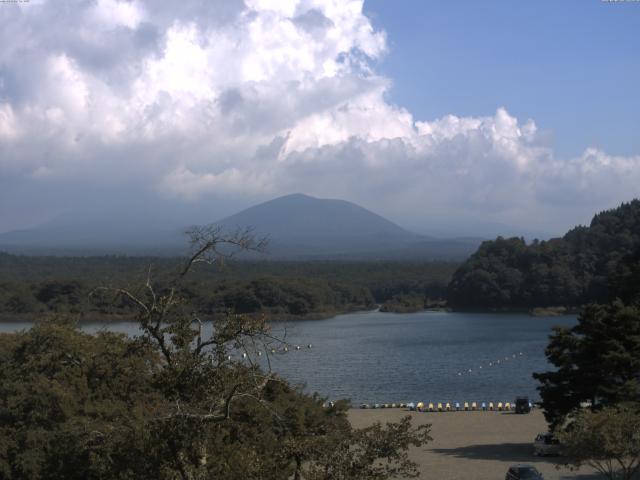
[[532, 297, 640, 479], [0, 254, 457, 321], [513, 201, 640, 479], [448, 200, 640, 310], [379, 294, 447, 314]]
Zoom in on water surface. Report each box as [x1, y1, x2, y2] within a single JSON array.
[[0, 310, 575, 405]]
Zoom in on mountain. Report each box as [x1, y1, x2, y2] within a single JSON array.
[[0, 215, 184, 255], [0, 226, 181, 256], [215, 194, 482, 259], [216, 193, 415, 251], [0, 193, 481, 259]]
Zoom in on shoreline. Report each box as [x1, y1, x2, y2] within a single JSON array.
[[0, 306, 578, 325]]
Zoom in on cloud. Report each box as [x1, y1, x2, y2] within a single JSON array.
[[0, 0, 639, 234]]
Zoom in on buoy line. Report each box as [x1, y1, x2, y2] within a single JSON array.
[[225, 343, 313, 360], [456, 351, 524, 376]]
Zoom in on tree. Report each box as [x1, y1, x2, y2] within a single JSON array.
[[447, 199, 640, 310], [301, 415, 431, 480], [533, 301, 640, 428], [609, 247, 640, 306], [0, 225, 431, 479], [0, 320, 162, 479], [557, 405, 640, 480]]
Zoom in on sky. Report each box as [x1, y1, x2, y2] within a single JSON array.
[[0, 0, 639, 237]]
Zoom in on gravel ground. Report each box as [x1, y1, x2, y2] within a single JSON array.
[[348, 409, 600, 480]]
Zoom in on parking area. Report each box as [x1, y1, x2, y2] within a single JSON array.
[[348, 408, 599, 480]]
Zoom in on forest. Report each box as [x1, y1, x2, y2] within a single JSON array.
[[448, 200, 640, 310], [0, 254, 457, 320]]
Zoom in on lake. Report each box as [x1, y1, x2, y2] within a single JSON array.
[[0, 310, 575, 405]]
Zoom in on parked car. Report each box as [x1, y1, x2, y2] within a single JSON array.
[[515, 396, 531, 414], [505, 464, 544, 480], [533, 433, 561, 456]]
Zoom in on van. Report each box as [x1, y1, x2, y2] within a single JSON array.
[[515, 397, 531, 414]]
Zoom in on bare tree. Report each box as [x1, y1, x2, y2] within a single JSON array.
[[90, 225, 286, 479], [87, 225, 430, 480]]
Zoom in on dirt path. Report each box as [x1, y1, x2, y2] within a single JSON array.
[[348, 409, 599, 480]]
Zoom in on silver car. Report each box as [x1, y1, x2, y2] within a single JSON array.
[[533, 433, 561, 456]]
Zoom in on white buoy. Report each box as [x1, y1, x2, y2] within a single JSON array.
[[242, 353, 247, 359], [283, 347, 288, 352], [458, 372, 462, 376], [479, 366, 483, 369], [468, 369, 472, 373], [257, 351, 262, 356], [489, 362, 493, 366], [307, 344, 312, 348], [295, 345, 301, 350], [271, 349, 276, 354], [226, 355, 232, 361]]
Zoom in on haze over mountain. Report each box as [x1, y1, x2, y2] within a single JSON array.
[[0, 194, 481, 259], [0, 216, 181, 255]]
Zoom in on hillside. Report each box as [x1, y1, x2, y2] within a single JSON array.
[[447, 200, 640, 309]]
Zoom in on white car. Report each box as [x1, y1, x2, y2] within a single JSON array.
[[533, 433, 561, 456]]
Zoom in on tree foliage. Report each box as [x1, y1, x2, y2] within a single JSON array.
[[0, 322, 163, 479], [557, 404, 640, 480], [533, 301, 640, 428], [0, 254, 456, 321], [448, 199, 640, 309]]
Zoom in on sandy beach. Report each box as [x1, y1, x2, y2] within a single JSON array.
[[349, 409, 598, 480]]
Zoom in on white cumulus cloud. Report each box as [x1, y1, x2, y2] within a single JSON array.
[[0, 0, 638, 234]]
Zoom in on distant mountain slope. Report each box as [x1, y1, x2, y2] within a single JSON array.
[[0, 193, 481, 259], [448, 199, 640, 309], [0, 218, 184, 255], [215, 193, 465, 258]]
